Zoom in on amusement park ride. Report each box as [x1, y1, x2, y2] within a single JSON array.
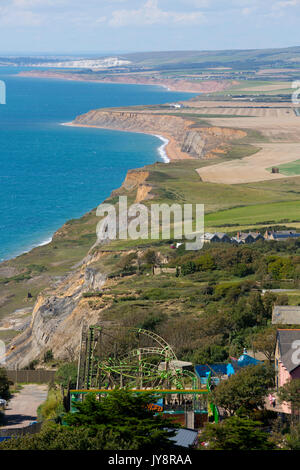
[[70, 324, 217, 427], [76, 325, 198, 390]]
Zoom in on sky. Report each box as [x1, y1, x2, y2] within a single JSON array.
[[0, 0, 299, 54]]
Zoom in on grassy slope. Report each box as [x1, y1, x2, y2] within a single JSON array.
[[267, 160, 300, 176], [2, 84, 300, 331], [2, 154, 300, 320]]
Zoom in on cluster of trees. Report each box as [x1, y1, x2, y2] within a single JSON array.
[[0, 390, 178, 451], [202, 367, 300, 450], [153, 288, 280, 363]]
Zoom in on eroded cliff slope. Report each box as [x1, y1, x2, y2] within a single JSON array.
[[73, 109, 246, 160]]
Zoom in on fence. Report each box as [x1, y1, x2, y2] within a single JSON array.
[[5, 369, 55, 384]]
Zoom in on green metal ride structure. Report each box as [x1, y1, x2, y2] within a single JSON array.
[[76, 324, 198, 391]]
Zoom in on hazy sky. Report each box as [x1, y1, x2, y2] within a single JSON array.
[[0, 0, 299, 54]]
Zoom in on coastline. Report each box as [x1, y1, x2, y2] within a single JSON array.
[[0, 126, 173, 264], [61, 122, 170, 163], [154, 134, 170, 163], [0, 235, 53, 263], [0, 71, 196, 264], [17, 70, 235, 94], [62, 121, 192, 162]]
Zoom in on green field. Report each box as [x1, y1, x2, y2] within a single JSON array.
[[205, 200, 300, 229], [267, 160, 300, 176]]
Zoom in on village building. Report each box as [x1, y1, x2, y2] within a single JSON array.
[[203, 232, 231, 244], [233, 231, 264, 244], [274, 329, 300, 414], [264, 230, 300, 241]]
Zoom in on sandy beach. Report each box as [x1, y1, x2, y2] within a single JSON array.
[[63, 121, 193, 161]]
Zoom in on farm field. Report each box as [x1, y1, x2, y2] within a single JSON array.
[[205, 200, 300, 229], [197, 143, 300, 184], [267, 159, 300, 176]]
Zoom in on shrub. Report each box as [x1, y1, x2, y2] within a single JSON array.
[[38, 388, 64, 421], [55, 363, 78, 389], [43, 349, 54, 363]]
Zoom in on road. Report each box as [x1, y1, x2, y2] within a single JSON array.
[[1, 384, 48, 429]]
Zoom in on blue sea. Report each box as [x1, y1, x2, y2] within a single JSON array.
[[0, 67, 193, 261]]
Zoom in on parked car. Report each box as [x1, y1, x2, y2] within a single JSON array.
[[0, 398, 7, 409]]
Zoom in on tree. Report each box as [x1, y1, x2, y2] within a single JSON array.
[[0, 422, 153, 450], [210, 364, 274, 415], [268, 257, 294, 280], [252, 327, 277, 362], [117, 252, 137, 272], [55, 363, 78, 389], [0, 368, 11, 401], [142, 249, 157, 266], [248, 292, 267, 324], [262, 291, 277, 317], [181, 261, 196, 275], [278, 378, 300, 415], [284, 423, 300, 450], [195, 254, 215, 271], [0, 390, 178, 451], [201, 416, 275, 450], [65, 390, 177, 451]]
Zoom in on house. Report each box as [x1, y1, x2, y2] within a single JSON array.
[[264, 230, 300, 241], [203, 232, 231, 244], [169, 103, 183, 109], [231, 236, 244, 245], [234, 231, 264, 244], [272, 306, 300, 325], [275, 329, 300, 413]]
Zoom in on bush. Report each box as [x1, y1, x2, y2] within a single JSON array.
[[38, 388, 64, 421], [201, 416, 276, 450], [0, 368, 11, 401], [43, 350, 54, 363], [55, 363, 78, 389], [142, 249, 157, 265], [181, 261, 196, 275]]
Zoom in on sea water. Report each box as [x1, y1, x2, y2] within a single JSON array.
[[0, 67, 193, 260]]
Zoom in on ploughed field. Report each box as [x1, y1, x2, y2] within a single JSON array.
[[188, 100, 300, 184]]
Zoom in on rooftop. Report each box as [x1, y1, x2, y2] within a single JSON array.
[[170, 428, 198, 448], [277, 329, 300, 373], [272, 306, 300, 325]]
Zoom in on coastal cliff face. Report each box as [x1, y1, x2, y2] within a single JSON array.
[[122, 170, 150, 191], [73, 110, 245, 160], [3, 108, 247, 368], [74, 110, 190, 140], [5, 252, 107, 368], [120, 170, 154, 202]]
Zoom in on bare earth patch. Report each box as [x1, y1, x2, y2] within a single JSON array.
[[197, 143, 300, 184], [193, 101, 300, 184]]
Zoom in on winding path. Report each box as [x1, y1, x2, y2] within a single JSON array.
[[1, 384, 48, 429]]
